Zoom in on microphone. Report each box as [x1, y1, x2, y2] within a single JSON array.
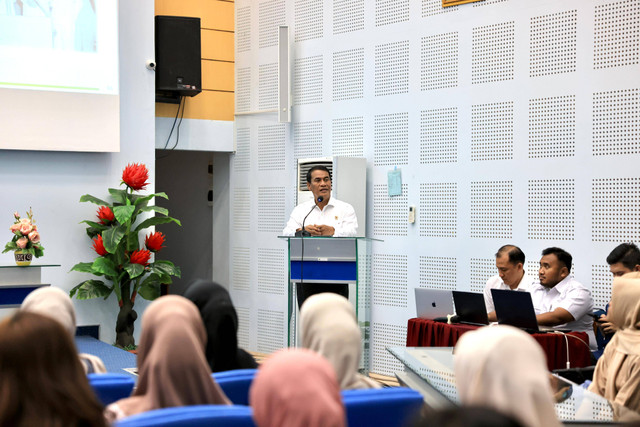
[[296, 196, 323, 237]]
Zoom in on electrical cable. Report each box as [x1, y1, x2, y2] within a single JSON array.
[[157, 95, 184, 159]]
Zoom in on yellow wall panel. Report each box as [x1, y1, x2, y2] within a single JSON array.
[[202, 30, 234, 62], [202, 61, 234, 92], [156, 91, 234, 121], [155, 0, 233, 31]]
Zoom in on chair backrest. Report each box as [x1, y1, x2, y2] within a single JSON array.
[[88, 373, 135, 406], [115, 405, 256, 427], [212, 369, 258, 406], [342, 387, 424, 427]]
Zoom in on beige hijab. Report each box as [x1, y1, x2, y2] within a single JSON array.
[[454, 325, 560, 427], [300, 293, 379, 390], [589, 272, 640, 417], [21, 286, 106, 374], [250, 348, 346, 427], [108, 295, 230, 420]]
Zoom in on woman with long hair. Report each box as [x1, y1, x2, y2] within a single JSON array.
[[0, 311, 106, 427]]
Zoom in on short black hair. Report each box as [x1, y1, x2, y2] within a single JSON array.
[[495, 245, 525, 265], [541, 247, 572, 273], [606, 243, 640, 270], [306, 165, 332, 183]]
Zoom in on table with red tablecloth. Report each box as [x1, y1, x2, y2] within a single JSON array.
[[406, 318, 592, 371]]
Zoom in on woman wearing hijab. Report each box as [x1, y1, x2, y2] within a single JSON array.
[[104, 295, 230, 422], [250, 348, 346, 427], [0, 311, 107, 427], [300, 292, 380, 389], [184, 279, 257, 372], [454, 325, 560, 427], [21, 286, 106, 374], [589, 272, 640, 416]]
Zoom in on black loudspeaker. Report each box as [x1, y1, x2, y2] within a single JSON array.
[[155, 15, 202, 103]]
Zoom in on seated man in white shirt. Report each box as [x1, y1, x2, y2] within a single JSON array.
[[530, 247, 596, 350], [282, 165, 358, 307], [484, 245, 536, 322]]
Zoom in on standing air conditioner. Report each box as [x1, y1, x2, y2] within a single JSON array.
[[297, 157, 367, 237]]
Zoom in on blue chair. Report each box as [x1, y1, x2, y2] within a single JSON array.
[[342, 387, 424, 427], [88, 373, 135, 405], [211, 369, 257, 406], [114, 405, 256, 427]]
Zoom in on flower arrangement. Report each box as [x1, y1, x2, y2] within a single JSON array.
[[3, 208, 44, 258], [70, 163, 181, 348]]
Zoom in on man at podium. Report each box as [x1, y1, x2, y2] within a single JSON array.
[[282, 165, 358, 307]]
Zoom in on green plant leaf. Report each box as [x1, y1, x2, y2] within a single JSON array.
[[124, 263, 145, 279], [70, 262, 94, 273], [69, 280, 112, 299], [151, 260, 181, 278], [79, 194, 110, 206], [139, 206, 169, 216], [2, 242, 18, 253], [92, 257, 118, 277], [102, 225, 126, 253], [134, 216, 181, 232], [81, 220, 108, 231], [108, 188, 128, 204], [113, 205, 136, 224], [137, 282, 161, 300]]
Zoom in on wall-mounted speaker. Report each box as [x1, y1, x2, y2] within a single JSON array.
[[155, 15, 202, 103]]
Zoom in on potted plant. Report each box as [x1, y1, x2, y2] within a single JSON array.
[[3, 208, 44, 266], [70, 163, 181, 348]]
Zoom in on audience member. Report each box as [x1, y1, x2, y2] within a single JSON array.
[[104, 295, 230, 422], [454, 325, 560, 427], [589, 272, 640, 418], [598, 243, 640, 335], [412, 406, 524, 427], [250, 348, 346, 427], [530, 247, 596, 350], [300, 293, 380, 389], [184, 279, 257, 372], [0, 311, 106, 427], [21, 286, 106, 373], [483, 245, 536, 322]]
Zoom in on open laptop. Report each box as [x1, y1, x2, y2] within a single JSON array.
[[414, 288, 453, 320], [491, 289, 558, 333], [452, 291, 489, 325]]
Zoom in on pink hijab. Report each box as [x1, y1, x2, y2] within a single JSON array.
[[106, 296, 229, 420], [250, 348, 346, 427]]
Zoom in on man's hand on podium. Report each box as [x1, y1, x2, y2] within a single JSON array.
[[296, 225, 335, 236]]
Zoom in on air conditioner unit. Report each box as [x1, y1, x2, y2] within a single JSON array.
[[297, 157, 367, 237]]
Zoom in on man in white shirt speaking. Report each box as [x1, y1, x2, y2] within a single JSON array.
[[484, 245, 536, 322], [282, 165, 358, 307]]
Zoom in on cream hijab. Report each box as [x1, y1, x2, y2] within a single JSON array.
[[21, 286, 106, 374], [250, 348, 346, 427], [454, 325, 560, 427], [589, 272, 640, 416], [107, 296, 230, 420], [300, 293, 379, 390]]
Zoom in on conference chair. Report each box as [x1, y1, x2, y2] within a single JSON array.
[[114, 405, 256, 427], [341, 387, 424, 427], [211, 369, 258, 406], [88, 373, 135, 405]]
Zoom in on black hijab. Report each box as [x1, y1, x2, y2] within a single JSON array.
[[183, 279, 257, 372]]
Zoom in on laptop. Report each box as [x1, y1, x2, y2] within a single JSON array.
[[452, 291, 489, 325], [414, 288, 454, 320], [491, 289, 557, 333]]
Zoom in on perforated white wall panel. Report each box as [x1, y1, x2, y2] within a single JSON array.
[[233, 0, 640, 377]]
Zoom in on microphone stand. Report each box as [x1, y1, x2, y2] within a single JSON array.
[[296, 197, 323, 310]]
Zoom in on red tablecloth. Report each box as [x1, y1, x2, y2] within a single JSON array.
[[406, 318, 592, 371]]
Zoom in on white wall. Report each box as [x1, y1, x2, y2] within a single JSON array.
[[0, 1, 156, 344], [232, 0, 640, 375]]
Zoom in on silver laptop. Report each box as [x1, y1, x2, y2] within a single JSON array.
[[414, 288, 454, 320]]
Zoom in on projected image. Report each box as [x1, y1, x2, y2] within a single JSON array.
[[0, 0, 96, 52]]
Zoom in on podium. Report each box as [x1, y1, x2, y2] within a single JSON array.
[[279, 236, 378, 372]]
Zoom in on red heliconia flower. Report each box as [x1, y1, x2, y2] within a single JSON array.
[[121, 163, 149, 191], [92, 235, 108, 256], [96, 206, 115, 224], [130, 249, 151, 266], [145, 231, 165, 252]]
